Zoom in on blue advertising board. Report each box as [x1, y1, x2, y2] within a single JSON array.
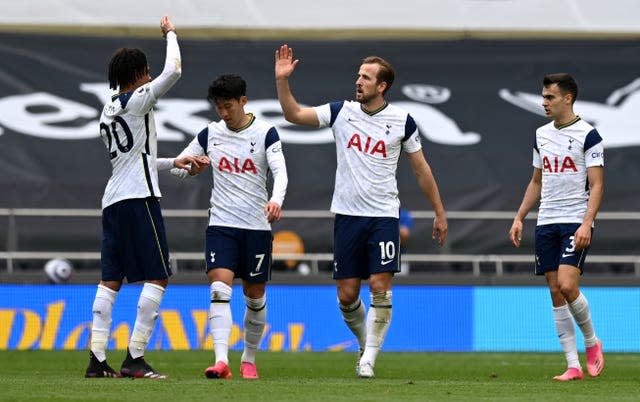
[[0, 285, 637, 352]]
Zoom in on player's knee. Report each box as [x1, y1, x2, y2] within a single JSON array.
[[559, 282, 579, 300], [337, 290, 359, 306], [338, 297, 362, 312], [210, 281, 232, 302], [371, 290, 392, 307], [244, 294, 266, 311]]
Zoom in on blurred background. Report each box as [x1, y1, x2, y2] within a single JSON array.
[[0, 0, 638, 352]]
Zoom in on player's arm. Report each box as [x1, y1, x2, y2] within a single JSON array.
[[509, 168, 542, 247], [149, 15, 182, 100], [265, 129, 288, 223], [574, 166, 604, 250], [159, 132, 210, 178], [157, 155, 209, 176], [406, 150, 448, 246], [274, 44, 319, 127]]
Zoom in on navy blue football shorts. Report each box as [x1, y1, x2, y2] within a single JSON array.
[[205, 225, 272, 283], [534, 223, 592, 275], [101, 197, 172, 283], [333, 214, 400, 280]]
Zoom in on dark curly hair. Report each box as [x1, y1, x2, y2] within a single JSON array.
[[108, 48, 149, 90]]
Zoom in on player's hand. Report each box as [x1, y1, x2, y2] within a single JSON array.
[[173, 156, 209, 175], [573, 223, 592, 250], [275, 44, 299, 80], [432, 213, 448, 246], [188, 156, 211, 175], [509, 219, 523, 247], [264, 201, 282, 223], [160, 15, 176, 37]]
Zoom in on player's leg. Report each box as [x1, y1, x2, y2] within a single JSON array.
[[358, 217, 399, 378], [557, 224, 603, 377], [239, 229, 271, 379], [537, 224, 583, 381], [240, 281, 266, 379], [359, 273, 393, 378], [86, 280, 121, 377], [204, 226, 237, 379], [333, 215, 368, 369], [547, 271, 583, 381], [86, 204, 123, 378], [118, 198, 171, 379], [337, 283, 366, 353]]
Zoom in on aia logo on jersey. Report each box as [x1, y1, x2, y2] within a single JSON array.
[[218, 156, 257, 174], [542, 156, 577, 173], [347, 133, 387, 157]]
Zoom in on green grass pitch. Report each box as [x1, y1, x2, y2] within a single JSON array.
[[0, 351, 638, 401]]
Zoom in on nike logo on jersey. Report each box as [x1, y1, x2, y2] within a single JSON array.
[[249, 270, 262, 277], [539, 141, 550, 148], [213, 142, 223, 146], [562, 253, 574, 258], [381, 259, 394, 266]]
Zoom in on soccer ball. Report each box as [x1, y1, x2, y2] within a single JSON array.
[[44, 258, 73, 284]]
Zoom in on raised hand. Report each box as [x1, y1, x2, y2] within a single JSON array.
[[275, 44, 300, 80], [160, 15, 176, 37]]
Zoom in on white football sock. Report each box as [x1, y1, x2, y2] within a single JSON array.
[[129, 283, 165, 359], [90, 284, 117, 362], [241, 295, 266, 364], [568, 292, 597, 347], [553, 304, 580, 369], [339, 298, 366, 351], [361, 291, 392, 366], [209, 281, 232, 364]]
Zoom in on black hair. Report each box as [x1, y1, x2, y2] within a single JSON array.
[[207, 74, 247, 102], [108, 48, 148, 90]]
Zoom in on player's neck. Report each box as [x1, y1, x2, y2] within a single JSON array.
[[553, 112, 579, 129], [361, 98, 387, 114], [120, 76, 149, 94]]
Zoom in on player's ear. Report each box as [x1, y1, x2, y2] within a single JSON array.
[[240, 95, 248, 106], [378, 81, 388, 95]]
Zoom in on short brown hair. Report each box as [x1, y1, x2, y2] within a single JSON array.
[[361, 56, 395, 95], [543, 73, 578, 104]]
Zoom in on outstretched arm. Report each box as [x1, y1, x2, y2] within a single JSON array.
[[150, 15, 181, 99], [274, 44, 319, 126], [406, 150, 448, 246], [509, 168, 542, 247]]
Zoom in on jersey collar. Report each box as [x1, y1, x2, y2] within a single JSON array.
[[360, 101, 388, 116], [229, 113, 255, 133], [554, 115, 581, 130]]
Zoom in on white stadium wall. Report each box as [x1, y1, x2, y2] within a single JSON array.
[[1, 0, 640, 33]]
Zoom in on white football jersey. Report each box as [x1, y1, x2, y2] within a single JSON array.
[[314, 100, 422, 218], [533, 117, 604, 225], [176, 114, 287, 230], [100, 32, 181, 209]]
